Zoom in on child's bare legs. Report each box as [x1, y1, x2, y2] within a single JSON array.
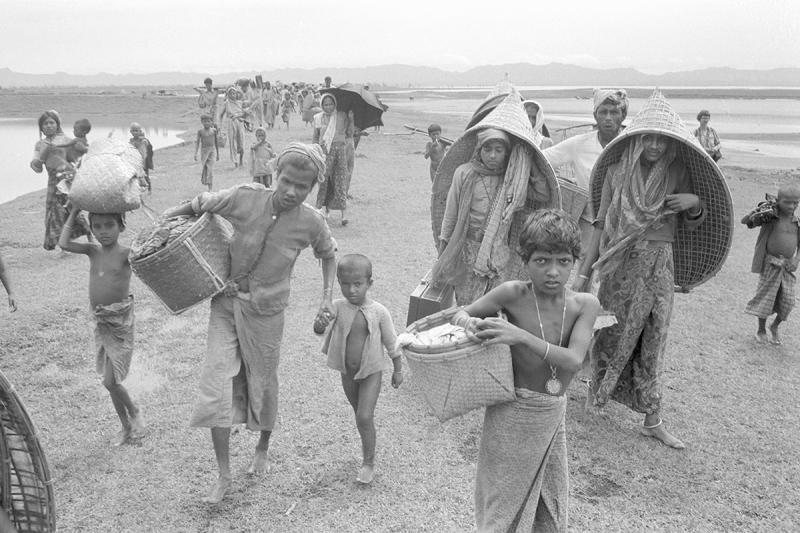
[[755, 318, 768, 343], [204, 427, 232, 504], [247, 430, 271, 474], [769, 317, 783, 344], [340, 209, 348, 227], [102, 359, 140, 445], [341, 371, 382, 483]]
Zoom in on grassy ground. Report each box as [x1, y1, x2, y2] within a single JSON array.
[[1, 94, 799, 532]]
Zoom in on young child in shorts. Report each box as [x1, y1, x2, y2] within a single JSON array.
[[59, 205, 144, 446], [194, 114, 219, 191], [743, 182, 800, 345], [423, 123, 447, 182], [250, 127, 275, 187], [129, 123, 154, 193], [452, 209, 599, 531], [67, 118, 92, 165], [314, 254, 403, 484], [0, 249, 17, 312]]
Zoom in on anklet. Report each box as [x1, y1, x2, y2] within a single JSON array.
[[643, 418, 663, 429]]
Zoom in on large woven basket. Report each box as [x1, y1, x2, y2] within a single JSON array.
[[432, 93, 562, 248], [0, 370, 56, 533], [589, 89, 733, 291], [130, 213, 234, 314], [70, 136, 145, 213], [402, 307, 516, 422]]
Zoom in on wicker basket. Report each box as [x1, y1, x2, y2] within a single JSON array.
[[130, 213, 234, 314], [557, 178, 589, 222], [402, 308, 516, 422], [589, 89, 734, 291], [0, 371, 56, 533]]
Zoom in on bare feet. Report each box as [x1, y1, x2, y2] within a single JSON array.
[[754, 331, 768, 343], [129, 411, 145, 438], [769, 322, 782, 345], [356, 464, 374, 484], [201, 476, 232, 504], [640, 421, 685, 449], [247, 449, 270, 475], [341, 218, 349, 227], [584, 389, 603, 416], [112, 428, 132, 447]]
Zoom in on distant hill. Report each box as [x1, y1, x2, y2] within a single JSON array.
[[1, 63, 799, 88]]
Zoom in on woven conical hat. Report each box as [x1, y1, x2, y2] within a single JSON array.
[[430, 93, 561, 247], [465, 81, 521, 130], [589, 89, 734, 290]]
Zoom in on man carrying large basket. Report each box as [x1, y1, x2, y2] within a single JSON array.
[[162, 143, 337, 504]]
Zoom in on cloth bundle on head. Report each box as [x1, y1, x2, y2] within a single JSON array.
[[593, 88, 628, 113], [277, 142, 327, 183]]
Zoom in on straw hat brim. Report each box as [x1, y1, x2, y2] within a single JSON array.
[[590, 126, 734, 290]]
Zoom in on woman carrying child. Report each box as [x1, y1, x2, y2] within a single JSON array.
[[30, 110, 92, 250], [219, 86, 246, 167], [314, 93, 355, 226], [432, 93, 559, 306], [575, 90, 719, 449]]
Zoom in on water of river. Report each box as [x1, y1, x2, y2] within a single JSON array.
[[0, 119, 184, 204]]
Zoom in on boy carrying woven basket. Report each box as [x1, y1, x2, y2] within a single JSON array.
[[452, 209, 599, 532], [314, 254, 403, 484], [743, 183, 800, 344], [59, 206, 145, 447]]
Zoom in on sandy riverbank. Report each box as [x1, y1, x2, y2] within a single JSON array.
[[1, 94, 798, 532]]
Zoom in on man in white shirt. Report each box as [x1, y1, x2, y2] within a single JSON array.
[[544, 89, 628, 246]]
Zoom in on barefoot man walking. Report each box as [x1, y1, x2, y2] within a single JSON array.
[[163, 143, 336, 503]]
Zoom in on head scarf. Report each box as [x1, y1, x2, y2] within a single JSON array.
[[277, 142, 327, 183], [593, 134, 677, 276], [522, 100, 545, 145], [476, 128, 510, 149], [471, 128, 511, 177], [593, 89, 628, 114], [319, 94, 338, 152]]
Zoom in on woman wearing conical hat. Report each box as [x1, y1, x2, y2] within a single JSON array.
[[432, 94, 560, 306], [575, 90, 717, 450]]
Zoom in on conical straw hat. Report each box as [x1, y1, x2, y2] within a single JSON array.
[[466, 81, 521, 130], [430, 93, 561, 246], [589, 89, 734, 290]]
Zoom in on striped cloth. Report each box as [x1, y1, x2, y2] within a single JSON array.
[[94, 296, 135, 383], [745, 254, 796, 320]]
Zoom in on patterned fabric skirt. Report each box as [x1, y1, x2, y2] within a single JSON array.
[[453, 239, 502, 306], [316, 142, 350, 211], [590, 241, 674, 415], [227, 118, 245, 161], [44, 169, 91, 250], [745, 254, 796, 320]]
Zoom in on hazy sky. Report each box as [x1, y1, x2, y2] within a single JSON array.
[[2, 0, 798, 75]]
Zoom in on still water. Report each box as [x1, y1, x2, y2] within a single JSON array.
[[0, 119, 184, 204]]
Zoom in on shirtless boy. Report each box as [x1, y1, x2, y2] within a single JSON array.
[[744, 183, 800, 344], [452, 208, 599, 531], [59, 206, 144, 445]]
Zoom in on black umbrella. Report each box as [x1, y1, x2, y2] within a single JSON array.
[[321, 83, 387, 130]]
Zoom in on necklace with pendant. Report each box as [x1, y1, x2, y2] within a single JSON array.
[[532, 288, 566, 396]]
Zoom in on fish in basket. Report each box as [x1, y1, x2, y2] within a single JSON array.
[[398, 307, 516, 422], [406, 269, 454, 326], [0, 370, 56, 533], [129, 212, 234, 314]]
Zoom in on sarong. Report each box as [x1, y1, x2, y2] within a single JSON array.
[[190, 294, 284, 431], [591, 241, 673, 415], [93, 296, 135, 383], [200, 146, 215, 188], [316, 141, 349, 210], [745, 254, 796, 320], [227, 117, 245, 162], [475, 388, 568, 533]]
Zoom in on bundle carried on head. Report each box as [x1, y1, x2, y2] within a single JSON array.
[[69, 136, 145, 213]]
